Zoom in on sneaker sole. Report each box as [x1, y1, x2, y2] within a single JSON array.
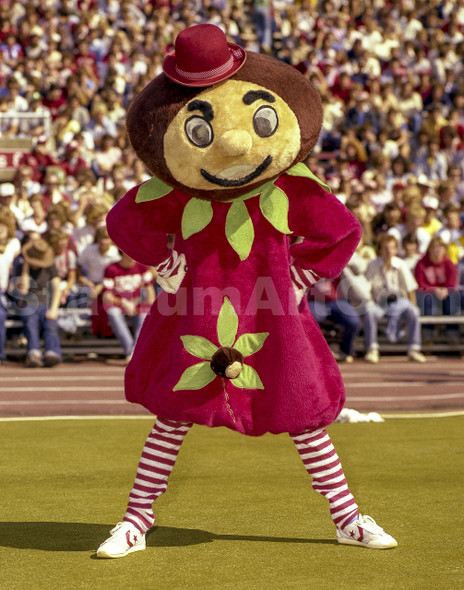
[[96, 542, 146, 559], [337, 536, 398, 549]]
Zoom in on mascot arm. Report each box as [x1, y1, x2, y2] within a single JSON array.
[[106, 185, 182, 268], [286, 176, 362, 279]]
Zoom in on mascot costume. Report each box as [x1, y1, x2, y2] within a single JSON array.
[[97, 24, 397, 558]]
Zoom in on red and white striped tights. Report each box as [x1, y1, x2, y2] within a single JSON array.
[[123, 418, 358, 533]]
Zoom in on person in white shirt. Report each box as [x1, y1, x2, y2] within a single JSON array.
[[365, 233, 426, 363], [77, 226, 121, 298], [387, 204, 431, 256], [77, 225, 121, 337]]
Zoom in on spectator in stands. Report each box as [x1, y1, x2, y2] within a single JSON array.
[[45, 203, 74, 238], [339, 242, 384, 364], [308, 278, 361, 364], [14, 166, 39, 204], [372, 202, 403, 243], [40, 171, 71, 211], [447, 166, 464, 202], [252, 0, 273, 52], [385, 155, 411, 191], [421, 194, 443, 236], [5, 76, 27, 112], [0, 212, 20, 365], [68, 94, 91, 129], [103, 250, 155, 363], [437, 203, 462, 245], [14, 236, 62, 367], [18, 135, 59, 183], [19, 193, 47, 236], [0, 32, 23, 67], [402, 233, 422, 273], [77, 225, 120, 337], [0, 95, 19, 136], [47, 228, 78, 308], [92, 133, 123, 179], [42, 84, 66, 121], [397, 80, 424, 134], [365, 233, 426, 363], [72, 201, 109, 255], [61, 140, 88, 178], [414, 136, 449, 181], [84, 103, 117, 147], [0, 182, 21, 224], [414, 236, 460, 342], [388, 203, 431, 256], [18, 91, 50, 139]]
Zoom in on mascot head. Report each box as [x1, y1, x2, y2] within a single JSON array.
[[126, 24, 323, 202]]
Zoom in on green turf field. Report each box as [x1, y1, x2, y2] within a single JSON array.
[[1, 416, 462, 590]]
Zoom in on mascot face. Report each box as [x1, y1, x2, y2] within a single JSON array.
[[126, 27, 323, 202], [163, 80, 301, 195]]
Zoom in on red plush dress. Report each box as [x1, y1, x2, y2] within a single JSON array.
[[107, 171, 361, 436]]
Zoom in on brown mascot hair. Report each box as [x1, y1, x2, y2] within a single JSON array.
[[126, 51, 323, 200]]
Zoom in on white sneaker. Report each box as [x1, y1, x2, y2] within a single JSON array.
[[408, 350, 426, 363], [336, 514, 397, 549], [338, 353, 354, 363], [96, 522, 146, 558], [364, 349, 379, 364]]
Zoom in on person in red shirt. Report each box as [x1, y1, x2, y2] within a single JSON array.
[[18, 136, 60, 183], [103, 250, 156, 362], [414, 236, 459, 340]]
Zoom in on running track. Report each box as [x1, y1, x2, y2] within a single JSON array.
[[1, 356, 463, 418]]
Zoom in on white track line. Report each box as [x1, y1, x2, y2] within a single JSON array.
[[0, 399, 128, 405], [0, 376, 122, 382], [0, 415, 152, 422], [0, 386, 122, 392], [381, 411, 464, 418], [345, 381, 464, 388], [347, 393, 464, 401]]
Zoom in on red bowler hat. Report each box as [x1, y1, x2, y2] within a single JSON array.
[[163, 24, 247, 87]]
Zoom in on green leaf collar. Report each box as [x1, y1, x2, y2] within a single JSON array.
[[134, 165, 331, 261]]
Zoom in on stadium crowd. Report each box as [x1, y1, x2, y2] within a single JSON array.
[[1, 0, 464, 366]]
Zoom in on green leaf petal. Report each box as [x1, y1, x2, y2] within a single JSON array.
[[286, 162, 332, 193], [231, 364, 264, 390], [217, 297, 238, 347], [182, 198, 214, 240], [173, 361, 216, 391], [180, 335, 218, 360], [234, 332, 269, 357], [135, 176, 173, 203], [260, 184, 292, 234], [225, 200, 254, 261]]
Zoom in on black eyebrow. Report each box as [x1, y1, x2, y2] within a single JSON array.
[[187, 100, 214, 121], [242, 90, 276, 105]]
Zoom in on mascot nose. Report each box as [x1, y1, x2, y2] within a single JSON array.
[[218, 130, 252, 157]]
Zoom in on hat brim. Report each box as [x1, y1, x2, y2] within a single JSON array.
[[22, 245, 55, 268], [163, 43, 247, 87]]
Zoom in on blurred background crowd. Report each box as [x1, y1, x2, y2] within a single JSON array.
[[1, 0, 464, 366]]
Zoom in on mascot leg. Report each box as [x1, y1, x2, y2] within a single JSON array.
[[124, 417, 193, 532], [96, 417, 191, 558], [290, 428, 358, 528], [290, 428, 397, 549]]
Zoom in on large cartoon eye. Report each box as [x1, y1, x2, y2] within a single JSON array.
[[185, 116, 214, 148], [253, 105, 278, 138]]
